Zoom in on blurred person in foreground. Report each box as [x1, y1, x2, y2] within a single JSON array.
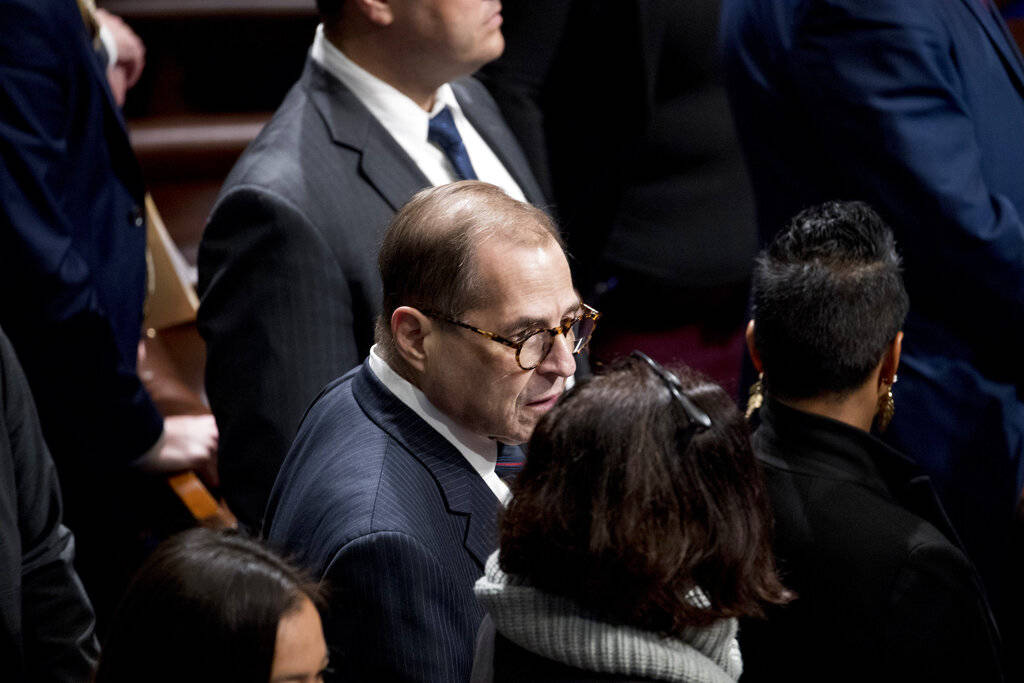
[[471, 353, 789, 682], [740, 201, 1003, 681], [265, 181, 594, 681], [95, 528, 328, 683], [0, 0, 217, 625], [0, 326, 98, 683]]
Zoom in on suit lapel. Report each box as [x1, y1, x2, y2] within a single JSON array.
[[305, 60, 431, 211], [959, 0, 1024, 97], [305, 61, 544, 209], [453, 79, 547, 206], [352, 362, 499, 568]]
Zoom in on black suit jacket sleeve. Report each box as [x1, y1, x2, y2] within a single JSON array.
[[880, 543, 1004, 681], [0, 0, 162, 465], [199, 186, 360, 527], [0, 329, 99, 682], [322, 531, 481, 682]]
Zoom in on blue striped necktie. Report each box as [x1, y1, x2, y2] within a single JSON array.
[[495, 443, 524, 483], [427, 106, 478, 181]]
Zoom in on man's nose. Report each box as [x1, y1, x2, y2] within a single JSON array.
[[538, 332, 577, 377]]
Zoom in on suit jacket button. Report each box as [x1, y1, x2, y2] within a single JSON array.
[[130, 206, 144, 228]]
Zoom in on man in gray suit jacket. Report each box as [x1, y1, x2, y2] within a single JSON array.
[[198, 0, 545, 527]]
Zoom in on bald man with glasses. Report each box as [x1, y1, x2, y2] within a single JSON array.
[[265, 182, 597, 682]]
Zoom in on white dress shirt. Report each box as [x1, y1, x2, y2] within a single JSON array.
[[310, 25, 526, 201], [368, 346, 512, 504]]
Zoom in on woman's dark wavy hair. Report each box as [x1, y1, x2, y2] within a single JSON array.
[[499, 357, 790, 634], [94, 528, 322, 683]]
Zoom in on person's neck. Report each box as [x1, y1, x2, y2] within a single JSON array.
[[776, 382, 879, 433], [377, 345, 421, 388], [327, 24, 441, 111]]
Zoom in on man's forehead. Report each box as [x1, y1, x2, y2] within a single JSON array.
[[470, 238, 575, 319], [473, 232, 565, 275]]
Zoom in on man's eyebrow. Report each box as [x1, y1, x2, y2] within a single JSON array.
[[504, 303, 582, 335]]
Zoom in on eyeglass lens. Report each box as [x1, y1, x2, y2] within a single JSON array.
[[519, 316, 596, 368]]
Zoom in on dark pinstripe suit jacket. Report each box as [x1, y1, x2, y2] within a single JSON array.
[[198, 57, 546, 528], [266, 360, 504, 682]]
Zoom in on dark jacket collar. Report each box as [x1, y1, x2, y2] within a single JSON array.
[[755, 399, 911, 490], [755, 398, 965, 551], [351, 360, 499, 568]]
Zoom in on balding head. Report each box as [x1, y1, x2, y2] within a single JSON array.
[[377, 181, 579, 444], [376, 181, 562, 350]]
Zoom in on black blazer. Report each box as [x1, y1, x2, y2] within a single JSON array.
[[0, 328, 98, 682], [266, 361, 509, 682], [198, 58, 545, 527], [480, 0, 757, 308], [740, 400, 1002, 682]]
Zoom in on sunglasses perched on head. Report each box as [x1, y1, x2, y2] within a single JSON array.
[[630, 351, 712, 442]]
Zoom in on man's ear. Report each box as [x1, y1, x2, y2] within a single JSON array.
[[745, 320, 764, 373], [391, 306, 431, 373], [878, 331, 903, 389], [349, 0, 394, 26]]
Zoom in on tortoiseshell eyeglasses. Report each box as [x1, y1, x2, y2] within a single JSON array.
[[423, 303, 601, 370]]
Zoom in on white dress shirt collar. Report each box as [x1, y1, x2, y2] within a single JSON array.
[[309, 24, 527, 200], [311, 26, 459, 156], [368, 346, 512, 504]]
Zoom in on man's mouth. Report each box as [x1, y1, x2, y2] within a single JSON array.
[[486, 6, 503, 28], [525, 393, 560, 410]]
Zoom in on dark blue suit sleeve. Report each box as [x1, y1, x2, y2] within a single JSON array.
[[0, 0, 162, 464], [792, 2, 1024, 361], [0, 329, 99, 681], [321, 531, 480, 682]]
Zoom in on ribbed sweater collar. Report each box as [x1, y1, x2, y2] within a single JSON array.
[[474, 552, 742, 683]]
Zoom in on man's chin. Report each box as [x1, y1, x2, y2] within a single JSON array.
[[490, 419, 538, 446], [476, 33, 505, 67]]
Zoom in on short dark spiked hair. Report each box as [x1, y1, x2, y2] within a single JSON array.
[[751, 200, 909, 400]]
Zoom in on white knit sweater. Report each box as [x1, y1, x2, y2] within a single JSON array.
[[474, 552, 743, 683]]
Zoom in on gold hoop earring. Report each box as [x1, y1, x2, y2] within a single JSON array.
[[876, 375, 897, 432], [745, 373, 764, 420]]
